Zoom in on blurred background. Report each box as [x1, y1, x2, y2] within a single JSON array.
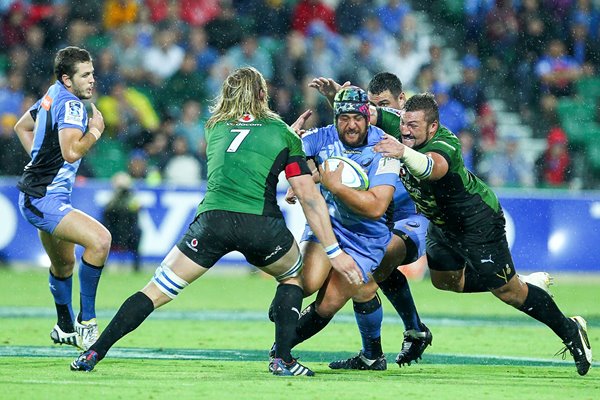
[[0, 0, 599, 274]]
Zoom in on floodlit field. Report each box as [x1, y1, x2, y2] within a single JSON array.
[[0, 267, 598, 399]]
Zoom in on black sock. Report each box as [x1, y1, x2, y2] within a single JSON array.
[[292, 302, 332, 348], [462, 269, 489, 293], [353, 296, 383, 358], [271, 284, 304, 363], [518, 283, 578, 341], [379, 269, 422, 330], [55, 304, 74, 333], [90, 292, 154, 360]]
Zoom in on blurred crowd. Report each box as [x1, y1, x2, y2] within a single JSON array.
[[0, 0, 599, 189]]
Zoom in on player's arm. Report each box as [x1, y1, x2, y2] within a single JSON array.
[[287, 170, 363, 285], [308, 77, 350, 107], [374, 134, 449, 180], [14, 111, 36, 156], [319, 161, 396, 219], [59, 103, 105, 163]]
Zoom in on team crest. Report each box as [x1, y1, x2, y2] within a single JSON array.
[[64, 100, 84, 127], [239, 113, 255, 123]]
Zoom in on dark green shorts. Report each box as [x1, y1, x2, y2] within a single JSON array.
[[425, 209, 516, 290], [176, 210, 295, 268]]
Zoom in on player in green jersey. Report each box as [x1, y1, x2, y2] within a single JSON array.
[[70, 67, 362, 377], [373, 93, 592, 376]]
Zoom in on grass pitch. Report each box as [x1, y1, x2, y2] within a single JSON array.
[[0, 267, 598, 399]]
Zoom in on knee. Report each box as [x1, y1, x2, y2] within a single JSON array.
[[316, 298, 343, 318], [92, 228, 112, 256], [493, 284, 525, 307]]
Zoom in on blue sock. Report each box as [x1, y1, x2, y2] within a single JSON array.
[[49, 271, 74, 330], [379, 268, 421, 331], [353, 295, 383, 359], [79, 258, 103, 321]]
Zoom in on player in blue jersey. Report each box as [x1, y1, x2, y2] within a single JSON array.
[[14, 46, 109, 351], [275, 86, 415, 364], [293, 74, 431, 370]]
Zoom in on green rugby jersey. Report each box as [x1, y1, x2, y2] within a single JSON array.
[[375, 107, 402, 139], [197, 116, 309, 218], [400, 125, 499, 229]]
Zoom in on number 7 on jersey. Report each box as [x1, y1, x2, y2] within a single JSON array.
[[227, 129, 251, 152]]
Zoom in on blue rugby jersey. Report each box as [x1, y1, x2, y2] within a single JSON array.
[[17, 81, 89, 197], [302, 124, 400, 238]]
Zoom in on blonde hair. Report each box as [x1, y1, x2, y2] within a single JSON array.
[[206, 67, 280, 129]]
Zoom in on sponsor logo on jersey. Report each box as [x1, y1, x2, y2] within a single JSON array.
[[41, 95, 53, 110], [375, 157, 401, 175], [64, 100, 84, 126], [239, 113, 255, 122], [343, 149, 361, 154]]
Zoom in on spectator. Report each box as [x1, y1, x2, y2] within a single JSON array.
[[143, 27, 185, 85], [109, 25, 148, 85], [174, 100, 207, 163], [103, 0, 138, 30], [535, 38, 583, 97], [458, 128, 483, 175], [336, 0, 372, 36], [102, 172, 142, 271], [225, 35, 274, 81], [291, 0, 336, 35], [180, 0, 220, 27], [205, 0, 245, 52], [535, 127, 573, 187], [159, 52, 207, 116], [432, 81, 469, 134], [450, 55, 488, 113], [24, 25, 52, 95], [163, 136, 203, 187], [0, 69, 25, 119], [0, 113, 29, 176], [486, 136, 535, 187], [187, 27, 219, 75], [97, 79, 160, 139], [382, 39, 427, 91], [377, 0, 411, 38]]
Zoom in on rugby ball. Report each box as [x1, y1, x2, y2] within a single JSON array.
[[322, 156, 369, 190]]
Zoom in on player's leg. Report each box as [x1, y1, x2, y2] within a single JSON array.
[[468, 210, 591, 376], [329, 279, 387, 370], [482, 250, 591, 375], [53, 209, 111, 349], [71, 212, 224, 372], [243, 215, 314, 376], [39, 230, 80, 347]]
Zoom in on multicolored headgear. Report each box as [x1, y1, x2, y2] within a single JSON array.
[[333, 86, 370, 126]]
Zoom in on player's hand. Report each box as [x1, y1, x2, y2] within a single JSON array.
[[369, 105, 379, 126], [330, 251, 364, 286], [285, 186, 297, 204], [318, 160, 344, 194], [290, 110, 312, 137], [308, 78, 350, 103], [88, 103, 105, 139], [374, 134, 405, 159]]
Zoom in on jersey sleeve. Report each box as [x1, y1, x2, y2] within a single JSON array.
[[29, 99, 42, 120], [375, 107, 402, 140], [300, 127, 325, 158], [56, 98, 87, 132], [368, 154, 401, 188], [424, 129, 461, 168], [284, 124, 312, 179]]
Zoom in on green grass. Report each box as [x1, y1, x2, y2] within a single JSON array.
[[0, 267, 598, 399]]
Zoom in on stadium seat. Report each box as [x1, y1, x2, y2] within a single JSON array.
[[556, 98, 596, 126], [576, 77, 600, 101], [584, 123, 600, 171]]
